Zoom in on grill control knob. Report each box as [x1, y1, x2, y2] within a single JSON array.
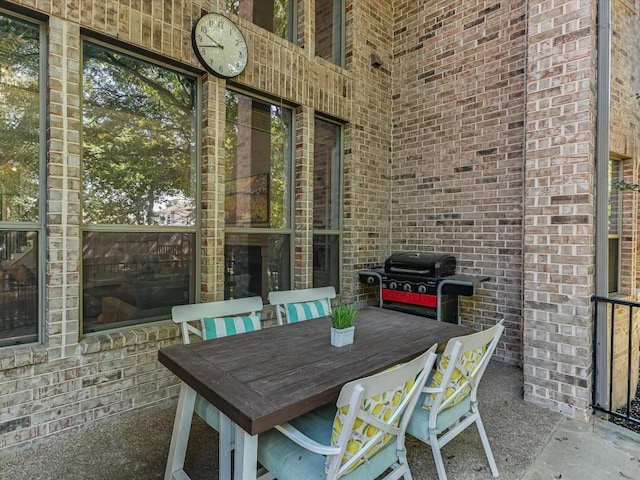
[[417, 284, 427, 294], [389, 281, 398, 290], [403, 283, 412, 292], [366, 276, 375, 284]]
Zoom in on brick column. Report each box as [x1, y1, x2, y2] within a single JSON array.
[[523, 0, 598, 419], [48, 18, 82, 357], [294, 106, 314, 287], [201, 78, 227, 302]]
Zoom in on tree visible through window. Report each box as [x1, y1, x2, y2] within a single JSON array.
[[227, 0, 295, 42], [81, 41, 198, 332], [0, 12, 42, 347], [224, 90, 292, 299]]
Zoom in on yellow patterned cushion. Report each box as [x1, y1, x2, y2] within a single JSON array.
[[422, 345, 486, 411], [329, 371, 416, 473]]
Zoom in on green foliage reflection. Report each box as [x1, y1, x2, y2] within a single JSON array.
[[82, 43, 197, 226]]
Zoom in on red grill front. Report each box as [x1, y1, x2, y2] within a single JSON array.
[[380, 289, 438, 308]]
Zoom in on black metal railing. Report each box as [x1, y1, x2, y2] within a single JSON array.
[[592, 295, 640, 429]]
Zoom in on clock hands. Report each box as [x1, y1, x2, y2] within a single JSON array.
[[204, 31, 224, 49]]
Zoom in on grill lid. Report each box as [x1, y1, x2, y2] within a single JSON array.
[[384, 251, 456, 278]]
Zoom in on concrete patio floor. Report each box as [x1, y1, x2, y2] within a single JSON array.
[[1, 361, 639, 479]]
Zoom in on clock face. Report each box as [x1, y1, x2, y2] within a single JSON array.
[[192, 13, 248, 78]]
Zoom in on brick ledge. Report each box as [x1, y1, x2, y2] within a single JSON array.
[[78, 320, 181, 354]]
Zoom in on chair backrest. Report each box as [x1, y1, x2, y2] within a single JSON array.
[[423, 320, 505, 414], [267, 286, 336, 325], [326, 344, 438, 478], [171, 296, 264, 343]]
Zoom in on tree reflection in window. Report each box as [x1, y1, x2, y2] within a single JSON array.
[[82, 42, 197, 226], [0, 14, 41, 223], [226, 0, 295, 42]]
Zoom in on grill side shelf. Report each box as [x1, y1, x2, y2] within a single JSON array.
[[436, 275, 491, 323], [356, 270, 384, 307]]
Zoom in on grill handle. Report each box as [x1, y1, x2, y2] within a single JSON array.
[[388, 267, 431, 275]]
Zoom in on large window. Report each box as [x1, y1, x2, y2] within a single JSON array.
[[81, 41, 198, 332], [315, 0, 344, 66], [228, 0, 296, 43], [313, 118, 342, 288], [224, 90, 292, 299], [0, 12, 43, 347]]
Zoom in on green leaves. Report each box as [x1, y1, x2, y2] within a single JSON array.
[[331, 305, 358, 329]]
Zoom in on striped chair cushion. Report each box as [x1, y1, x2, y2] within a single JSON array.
[[202, 313, 261, 340], [285, 299, 331, 323]]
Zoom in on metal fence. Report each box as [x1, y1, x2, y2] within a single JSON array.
[[592, 295, 640, 429]]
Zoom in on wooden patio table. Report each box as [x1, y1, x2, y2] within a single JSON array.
[[159, 305, 472, 480]]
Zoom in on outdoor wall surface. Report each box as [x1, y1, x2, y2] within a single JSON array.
[[390, 0, 527, 365], [1, 0, 639, 454]]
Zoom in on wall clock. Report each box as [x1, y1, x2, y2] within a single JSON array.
[[192, 13, 248, 78]]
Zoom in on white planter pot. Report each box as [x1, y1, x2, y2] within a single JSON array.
[[331, 326, 355, 347]]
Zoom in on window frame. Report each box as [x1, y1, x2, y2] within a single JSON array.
[[0, 10, 47, 348], [79, 37, 202, 334], [223, 87, 295, 298], [608, 156, 623, 295], [315, 0, 345, 67], [312, 115, 343, 290], [227, 0, 298, 44]]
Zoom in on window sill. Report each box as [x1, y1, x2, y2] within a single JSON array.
[[0, 344, 48, 370], [78, 320, 181, 354]]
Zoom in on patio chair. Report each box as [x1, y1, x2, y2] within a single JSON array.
[[257, 344, 438, 480], [268, 286, 336, 325], [406, 320, 505, 480], [170, 296, 264, 480]]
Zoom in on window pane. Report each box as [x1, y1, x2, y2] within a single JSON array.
[[608, 159, 621, 235], [0, 230, 38, 346], [225, 91, 291, 229], [82, 42, 197, 226], [228, 0, 295, 42], [0, 14, 41, 223], [314, 118, 341, 230], [82, 231, 195, 332], [313, 234, 339, 288], [315, 0, 343, 66], [225, 233, 290, 299], [608, 238, 619, 294]]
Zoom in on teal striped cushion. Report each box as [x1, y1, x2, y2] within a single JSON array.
[[202, 313, 261, 340], [286, 299, 331, 323]]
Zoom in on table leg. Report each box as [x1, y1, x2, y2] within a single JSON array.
[[233, 423, 258, 480], [219, 412, 233, 480], [165, 383, 197, 480]]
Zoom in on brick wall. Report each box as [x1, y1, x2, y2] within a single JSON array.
[[1, 0, 639, 453], [522, 0, 598, 419], [0, 0, 391, 451], [391, 1, 527, 364]]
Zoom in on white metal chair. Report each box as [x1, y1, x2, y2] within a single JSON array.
[[406, 320, 505, 480], [268, 286, 337, 325], [257, 344, 438, 480], [169, 296, 264, 480]]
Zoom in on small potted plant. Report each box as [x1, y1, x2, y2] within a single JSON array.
[[330, 304, 358, 347]]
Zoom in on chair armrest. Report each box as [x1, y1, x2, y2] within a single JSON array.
[[275, 423, 340, 456]]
